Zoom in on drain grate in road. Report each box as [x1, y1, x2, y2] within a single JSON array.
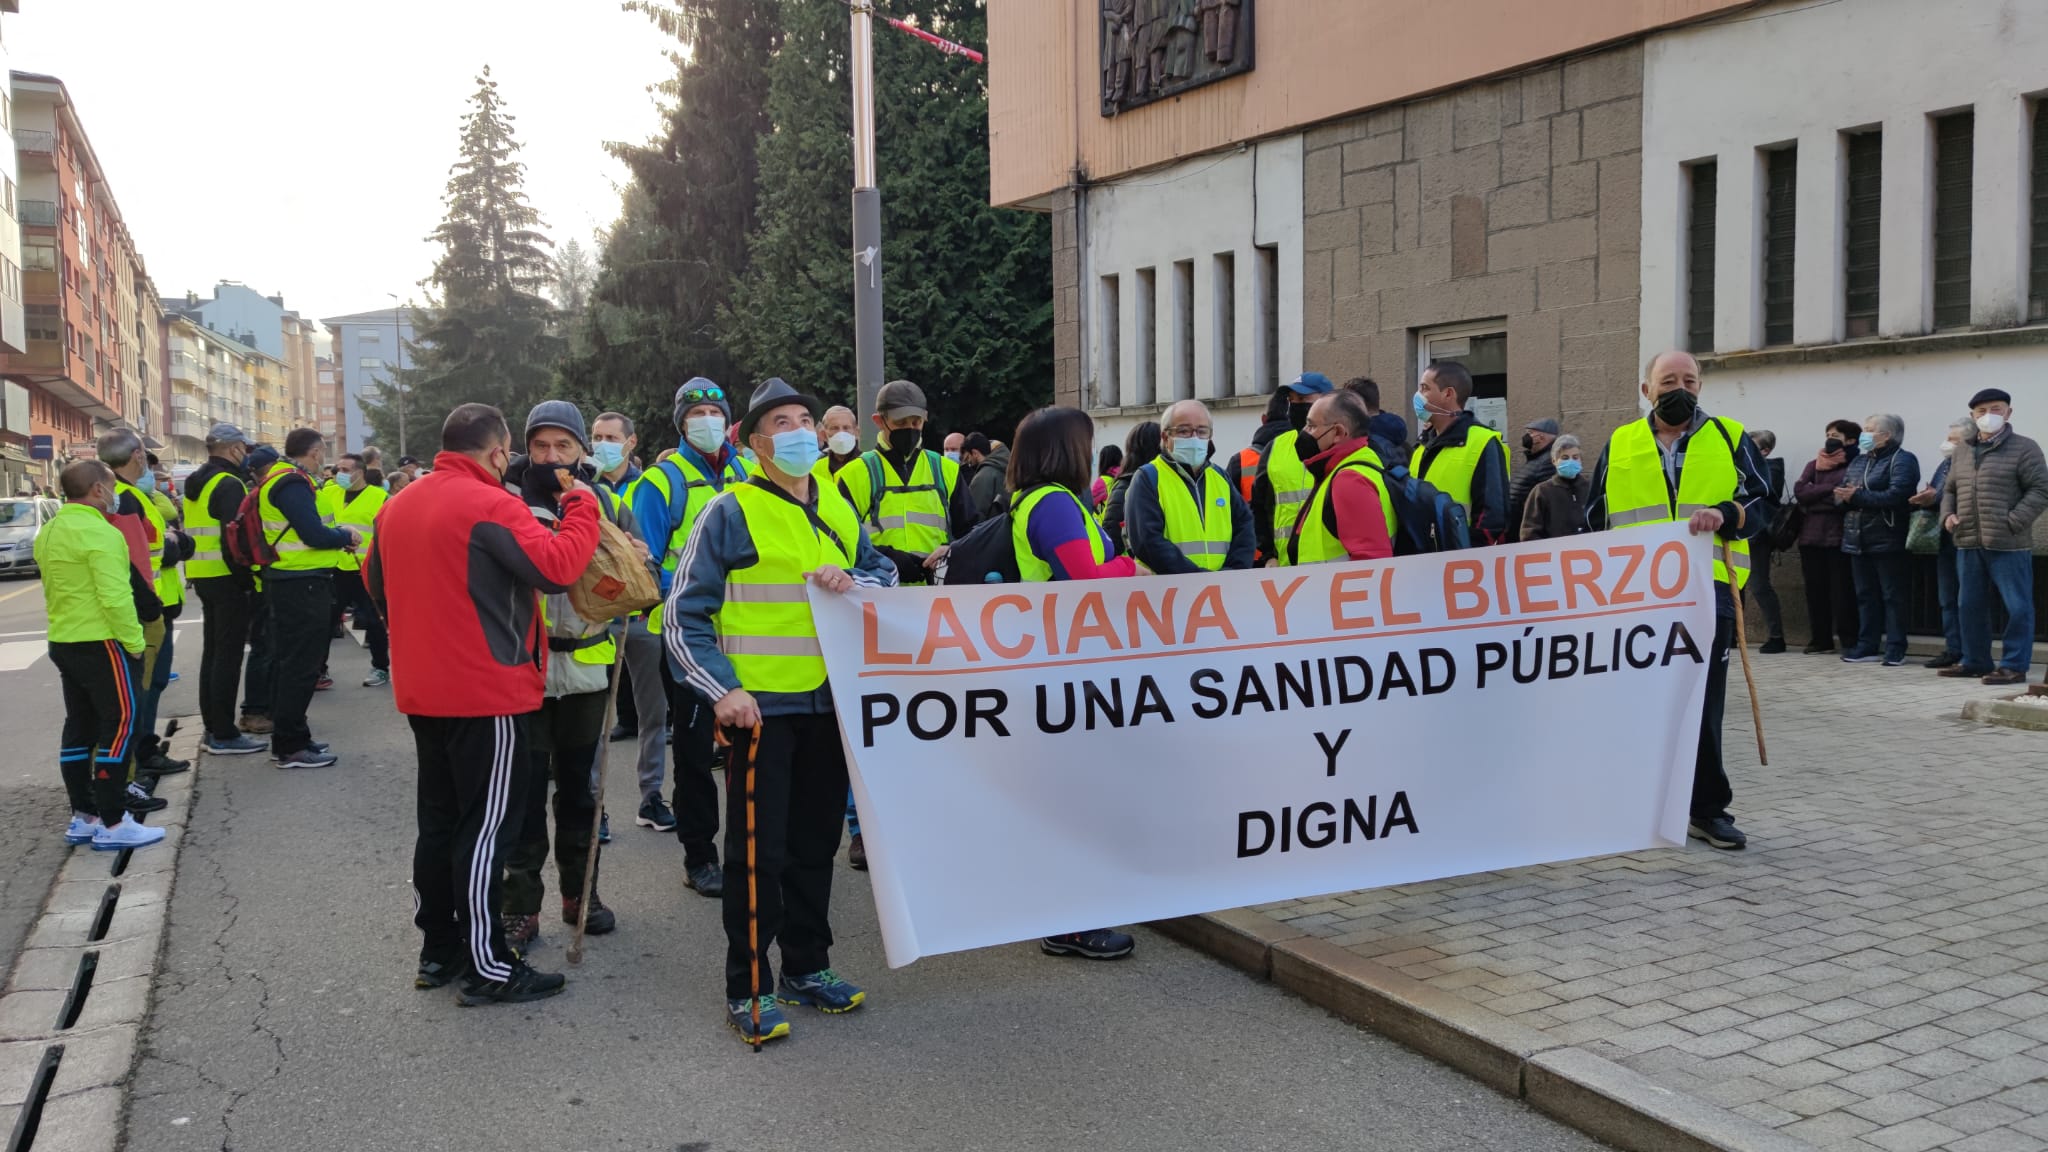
[[3, 1044, 64, 1152]]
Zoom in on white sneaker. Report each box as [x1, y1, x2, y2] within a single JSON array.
[[65, 812, 101, 845], [91, 815, 166, 852]]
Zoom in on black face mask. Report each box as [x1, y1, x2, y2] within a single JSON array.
[[1521, 434, 1537, 454], [1653, 388, 1699, 426], [886, 427, 922, 455], [1823, 437, 1845, 454], [1288, 405, 1311, 432]]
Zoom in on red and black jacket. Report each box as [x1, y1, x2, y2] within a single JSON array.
[[364, 451, 601, 718]]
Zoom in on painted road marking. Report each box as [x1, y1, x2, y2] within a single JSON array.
[[0, 640, 44, 672]]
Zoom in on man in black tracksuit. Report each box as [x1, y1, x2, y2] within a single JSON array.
[[184, 425, 270, 756]]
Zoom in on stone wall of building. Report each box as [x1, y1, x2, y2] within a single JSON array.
[[1298, 43, 1646, 447], [1050, 191, 1083, 411]]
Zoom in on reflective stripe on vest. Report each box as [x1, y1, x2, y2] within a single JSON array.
[[1601, 416, 1751, 589], [843, 449, 957, 554], [327, 485, 388, 573], [184, 471, 235, 580], [714, 482, 860, 693], [1411, 425, 1502, 518], [1292, 442, 1397, 565], [1264, 431, 1314, 568], [1140, 457, 1233, 572], [635, 451, 746, 635], [1011, 484, 1108, 584], [256, 468, 344, 570]]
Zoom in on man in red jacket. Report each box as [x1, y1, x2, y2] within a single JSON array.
[[364, 403, 603, 1006]]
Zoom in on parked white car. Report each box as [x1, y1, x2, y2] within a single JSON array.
[[0, 497, 61, 577]]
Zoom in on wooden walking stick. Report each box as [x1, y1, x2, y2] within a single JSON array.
[[1724, 540, 1768, 766], [567, 639, 629, 966]]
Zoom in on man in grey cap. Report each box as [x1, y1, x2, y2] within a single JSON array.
[[498, 399, 645, 948], [1507, 417, 1561, 544], [834, 379, 974, 584], [182, 424, 270, 756]]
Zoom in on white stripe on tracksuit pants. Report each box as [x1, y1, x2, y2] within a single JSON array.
[[409, 712, 527, 984]]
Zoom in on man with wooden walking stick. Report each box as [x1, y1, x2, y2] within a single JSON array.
[[665, 379, 899, 1046], [366, 404, 602, 1005], [1587, 350, 1774, 851]]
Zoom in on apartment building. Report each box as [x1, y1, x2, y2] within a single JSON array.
[[0, 2, 28, 494], [321, 306, 417, 455], [163, 312, 278, 467], [314, 355, 343, 449]]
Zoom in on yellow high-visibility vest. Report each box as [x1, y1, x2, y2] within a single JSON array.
[[256, 467, 344, 572], [838, 449, 958, 555], [1264, 430, 1313, 567], [1011, 484, 1109, 584], [1291, 442, 1397, 565], [714, 481, 860, 693], [1139, 458, 1232, 572], [1600, 415, 1751, 589], [1412, 425, 1503, 520]]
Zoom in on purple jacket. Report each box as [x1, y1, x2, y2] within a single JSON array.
[[1793, 455, 1854, 549]]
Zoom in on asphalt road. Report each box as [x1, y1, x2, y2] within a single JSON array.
[[110, 631, 1605, 1152], [0, 577, 199, 984]]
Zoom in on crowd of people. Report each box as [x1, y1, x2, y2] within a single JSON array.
[[35, 347, 2043, 1047]]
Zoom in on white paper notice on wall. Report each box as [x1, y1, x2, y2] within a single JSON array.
[[1467, 396, 1507, 434]]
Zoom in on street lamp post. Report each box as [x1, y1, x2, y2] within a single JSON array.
[[850, 0, 883, 444], [384, 292, 408, 459]]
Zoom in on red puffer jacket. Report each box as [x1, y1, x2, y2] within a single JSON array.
[[365, 451, 601, 718]]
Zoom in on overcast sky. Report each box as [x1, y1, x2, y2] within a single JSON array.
[[10, 0, 674, 326]]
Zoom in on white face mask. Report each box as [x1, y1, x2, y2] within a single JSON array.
[[685, 414, 727, 455], [1940, 440, 1956, 456], [1977, 411, 2007, 435], [827, 431, 858, 456]]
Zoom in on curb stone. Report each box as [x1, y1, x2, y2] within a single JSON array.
[[1152, 909, 1820, 1152], [0, 726, 201, 1151]]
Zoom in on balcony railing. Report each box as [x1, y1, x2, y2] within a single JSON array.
[[20, 199, 57, 227], [15, 129, 53, 154]]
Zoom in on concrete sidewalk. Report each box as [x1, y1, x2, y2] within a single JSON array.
[[1246, 653, 2048, 1152]]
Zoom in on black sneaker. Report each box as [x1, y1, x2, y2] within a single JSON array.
[[1882, 655, 1907, 667], [1924, 651, 1963, 669], [140, 752, 191, 776], [1802, 641, 1835, 655], [1841, 651, 1883, 664], [636, 799, 677, 832], [562, 895, 616, 935], [275, 748, 337, 770], [685, 862, 724, 898], [124, 783, 169, 814], [848, 833, 868, 871], [416, 952, 466, 989], [1042, 928, 1136, 960], [454, 959, 566, 1006], [1758, 638, 1786, 654], [1687, 815, 1748, 850]]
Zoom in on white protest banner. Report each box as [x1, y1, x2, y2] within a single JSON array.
[[813, 524, 1716, 967]]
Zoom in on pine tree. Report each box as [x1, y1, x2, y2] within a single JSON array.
[[554, 237, 595, 318], [555, 0, 779, 454], [722, 0, 1050, 441], [364, 67, 560, 451]]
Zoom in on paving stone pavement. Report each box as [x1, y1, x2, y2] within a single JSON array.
[[1255, 653, 2048, 1152]]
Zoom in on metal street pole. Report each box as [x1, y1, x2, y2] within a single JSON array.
[[386, 292, 409, 458], [850, 0, 883, 446]]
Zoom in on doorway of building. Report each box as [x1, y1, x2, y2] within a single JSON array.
[[1418, 323, 1508, 435]]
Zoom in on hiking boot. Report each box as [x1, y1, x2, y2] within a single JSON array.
[[1042, 929, 1135, 960], [92, 815, 166, 851], [415, 952, 466, 989], [726, 996, 790, 1046], [685, 862, 724, 898], [1939, 665, 1994, 678], [238, 713, 274, 735], [1758, 637, 1786, 654], [1688, 815, 1748, 850], [203, 733, 268, 756], [1984, 668, 2026, 687], [65, 813, 101, 845], [562, 895, 616, 935], [504, 913, 540, 953], [454, 959, 565, 1007], [362, 669, 390, 688], [1924, 650, 1962, 669], [125, 783, 168, 814], [636, 799, 677, 832], [848, 833, 868, 871], [779, 968, 866, 1013], [140, 751, 191, 776]]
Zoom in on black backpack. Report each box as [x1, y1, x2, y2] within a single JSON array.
[[941, 494, 1021, 585], [1294, 458, 1472, 559]]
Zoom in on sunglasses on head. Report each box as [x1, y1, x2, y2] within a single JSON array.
[[679, 386, 725, 404]]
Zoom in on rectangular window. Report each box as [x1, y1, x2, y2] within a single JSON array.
[[24, 240, 54, 271], [1254, 244, 1279, 393], [359, 356, 383, 371], [1933, 110, 1974, 330], [26, 303, 59, 342], [357, 329, 381, 345], [1134, 266, 1157, 407], [1212, 252, 1237, 397], [1762, 147, 1797, 346], [1097, 274, 1121, 408], [1843, 130, 1883, 338], [1687, 162, 1717, 353], [1170, 259, 1194, 402], [2030, 102, 2048, 320]]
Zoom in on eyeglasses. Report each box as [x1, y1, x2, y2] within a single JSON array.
[[1165, 425, 1213, 439], [678, 385, 725, 405]]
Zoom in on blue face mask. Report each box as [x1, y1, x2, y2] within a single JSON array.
[[1412, 391, 1430, 417], [1170, 436, 1209, 468], [1857, 432, 1876, 453], [592, 441, 627, 474], [1555, 458, 1583, 480], [768, 429, 822, 476]]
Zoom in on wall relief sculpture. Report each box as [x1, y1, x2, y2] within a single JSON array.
[[1101, 0, 1254, 116]]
